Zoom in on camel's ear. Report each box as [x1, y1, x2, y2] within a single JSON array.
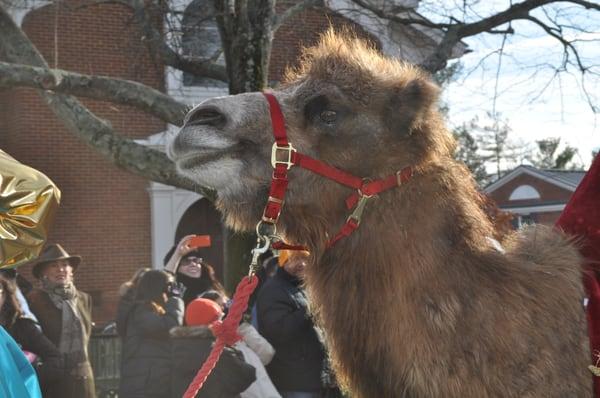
[[384, 78, 440, 135]]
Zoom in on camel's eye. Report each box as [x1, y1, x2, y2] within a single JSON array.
[[304, 95, 339, 128], [320, 110, 337, 124]]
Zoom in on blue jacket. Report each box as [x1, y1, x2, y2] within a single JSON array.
[[0, 326, 42, 398]]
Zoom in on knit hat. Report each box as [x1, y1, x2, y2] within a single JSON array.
[[277, 249, 310, 267], [185, 298, 223, 326]]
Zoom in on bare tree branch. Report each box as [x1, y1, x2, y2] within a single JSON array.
[[0, 5, 215, 199], [348, 0, 456, 30], [564, 0, 600, 11], [0, 61, 188, 126], [350, 0, 599, 74], [273, 0, 324, 32], [123, 0, 228, 82]]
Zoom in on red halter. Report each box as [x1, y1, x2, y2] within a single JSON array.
[[261, 92, 413, 248]]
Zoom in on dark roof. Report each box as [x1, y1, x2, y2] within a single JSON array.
[[538, 169, 586, 188], [485, 164, 586, 193]]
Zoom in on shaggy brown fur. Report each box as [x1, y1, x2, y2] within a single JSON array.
[[169, 31, 591, 397]]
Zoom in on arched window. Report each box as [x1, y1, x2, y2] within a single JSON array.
[[181, 0, 226, 88], [509, 185, 541, 201]]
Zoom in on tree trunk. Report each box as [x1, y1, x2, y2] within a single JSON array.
[[214, 0, 276, 289]]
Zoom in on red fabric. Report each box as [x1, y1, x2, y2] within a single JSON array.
[[555, 153, 600, 396], [271, 241, 309, 252], [262, 92, 291, 223], [345, 166, 413, 209], [263, 92, 287, 144], [293, 152, 363, 189], [327, 218, 359, 248], [263, 164, 289, 222]]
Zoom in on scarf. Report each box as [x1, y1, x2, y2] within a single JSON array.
[[41, 279, 89, 376]]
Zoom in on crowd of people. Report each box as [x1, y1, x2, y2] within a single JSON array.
[[0, 235, 343, 398]]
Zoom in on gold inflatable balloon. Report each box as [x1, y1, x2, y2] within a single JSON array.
[[0, 150, 60, 269]]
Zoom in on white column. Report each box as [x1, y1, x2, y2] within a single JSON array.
[[147, 182, 202, 268], [6, 0, 51, 26]]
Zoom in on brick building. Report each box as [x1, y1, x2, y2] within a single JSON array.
[[1, 0, 464, 325], [485, 165, 585, 228]]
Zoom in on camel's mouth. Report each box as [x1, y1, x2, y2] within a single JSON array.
[[175, 147, 234, 171], [168, 127, 239, 168], [168, 128, 248, 191]]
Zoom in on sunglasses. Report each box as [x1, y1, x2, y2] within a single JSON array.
[[181, 256, 203, 265]]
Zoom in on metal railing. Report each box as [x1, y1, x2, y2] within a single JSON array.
[[89, 330, 121, 398]]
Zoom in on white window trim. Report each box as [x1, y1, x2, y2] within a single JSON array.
[[500, 204, 566, 214], [508, 185, 541, 201]]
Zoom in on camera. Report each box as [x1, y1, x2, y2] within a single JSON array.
[[166, 281, 186, 298]]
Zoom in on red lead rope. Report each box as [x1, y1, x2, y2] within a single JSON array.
[[183, 92, 413, 397], [182, 275, 258, 398]]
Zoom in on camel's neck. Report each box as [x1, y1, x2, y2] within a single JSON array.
[[284, 162, 495, 396], [286, 161, 494, 275]]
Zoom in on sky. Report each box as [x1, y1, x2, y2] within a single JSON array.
[[420, 1, 600, 169]]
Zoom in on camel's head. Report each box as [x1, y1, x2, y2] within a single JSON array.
[[168, 31, 454, 233]]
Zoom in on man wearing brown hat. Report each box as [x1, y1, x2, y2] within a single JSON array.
[[27, 243, 95, 398]]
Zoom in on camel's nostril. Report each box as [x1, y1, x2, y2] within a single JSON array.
[[185, 106, 226, 128]]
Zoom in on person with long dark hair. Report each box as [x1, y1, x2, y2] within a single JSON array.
[[118, 269, 183, 398], [0, 275, 63, 394], [164, 235, 227, 306], [115, 267, 150, 338]]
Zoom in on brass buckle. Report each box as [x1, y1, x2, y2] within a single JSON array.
[[347, 191, 373, 226], [271, 142, 296, 169]]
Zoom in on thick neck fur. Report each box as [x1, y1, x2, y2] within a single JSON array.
[[281, 159, 495, 397]]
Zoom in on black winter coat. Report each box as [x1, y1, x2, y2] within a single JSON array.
[[170, 325, 256, 398], [115, 287, 135, 338], [256, 267, 325, 392], [118, 297, 184, 398], [7, 317, 64, 390]]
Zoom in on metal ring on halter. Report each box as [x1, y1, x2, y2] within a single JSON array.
[[357, 178, 375, 199], [256, 220, 277, 240]]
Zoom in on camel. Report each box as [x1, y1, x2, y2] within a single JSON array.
[[168, 31, 592, 397]]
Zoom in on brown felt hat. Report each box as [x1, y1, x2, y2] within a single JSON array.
[[32, 244, 81, 279]]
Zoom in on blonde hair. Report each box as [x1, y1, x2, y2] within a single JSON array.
[[278, 250, 310, 267]]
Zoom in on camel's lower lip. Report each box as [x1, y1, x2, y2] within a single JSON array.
[[175, 148, 233, 170]]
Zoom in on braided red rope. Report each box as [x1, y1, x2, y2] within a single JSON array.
[[182, 275, 259, 398]]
